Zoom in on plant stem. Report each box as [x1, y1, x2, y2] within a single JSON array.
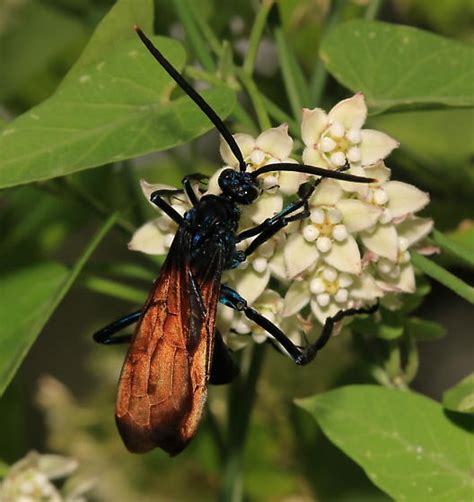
[[237, 70, 271, 130], [411, 252, 474, 304], [187, 1, 223, 57], [309, 0, 345, 105], [365, 0, 384, 20], [219, 343, 266, 502], [243, 0, 275, 75], [261, 94, 299, 136], [274, 26, 309, 118], [172, 0, 215, 71], [80, 274, 147, 304], [403, 333, 419, 384]]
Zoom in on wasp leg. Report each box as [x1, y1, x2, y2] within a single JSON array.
[[182, 173, 208, 206], [220, 285, 378, 365], [150, 189, 184, 224], [93, 310, 141, 345], [241, 199, 310, 257]]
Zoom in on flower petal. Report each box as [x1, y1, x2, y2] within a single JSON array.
[[302, 146, 329, 167], [220, 133, 255, 166], [397, 263, 416, 293], [378, 263, 415, 293], [310, 298, 339, 324], [324, 235, 362, 274], [283, 281, 310, 317], [301, 108, 328, 146], [140, 180, 179, 207], [359, 129, 399, 165], [206, 167, 226, 196], [328, 93, 367, 130], [256, 124, 293, 159], [233, 267, 271, 305], [397, 217, 434, 247], [248, 192, 283, 223], [284, 233, 319, 278], [351, 272, 382, 300], [128, 220, 169, 255], [361, 224, 398, 261], [268, 246, 287, 280], [385, 181, 430, 217], [310, 179, 343, 206], [278, 170, 305, 196], [364, 160, 391, 185], [336, 165, 369, 197], [337, 199, 382, 233]]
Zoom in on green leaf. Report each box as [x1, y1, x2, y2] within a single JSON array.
[[0, 214, 116, 397], [369, 109, 474, 166], [297, 385, 474, 501], [320, 20, 474, 113], [0, 36, 235, 189], [443, 374, 474, 414], [411, 252, 474, 304], [405, 317, 446, 341], [62, 0, 154, 83]]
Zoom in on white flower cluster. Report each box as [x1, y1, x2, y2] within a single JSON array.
[[129, 94, 433, 345]]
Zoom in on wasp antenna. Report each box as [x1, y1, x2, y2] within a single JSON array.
[[251, 163, 376, 184], [134, 27, 246, 172]]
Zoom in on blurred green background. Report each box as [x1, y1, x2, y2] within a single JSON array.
[[0, 0, 473, 500]]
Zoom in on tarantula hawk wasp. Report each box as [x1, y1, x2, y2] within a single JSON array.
[[93, 26, 378, 456]]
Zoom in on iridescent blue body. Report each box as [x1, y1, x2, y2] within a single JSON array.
[[184, 194, 242, 269]]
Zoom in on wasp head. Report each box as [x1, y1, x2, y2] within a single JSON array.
[[218, 168, 261, 205]]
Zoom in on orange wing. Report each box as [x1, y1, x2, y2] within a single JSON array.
[[115, 228, 224, 455]]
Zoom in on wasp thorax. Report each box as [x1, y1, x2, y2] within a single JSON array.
[[218, 168, 261, 205]]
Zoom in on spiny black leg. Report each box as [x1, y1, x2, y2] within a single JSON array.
[[220, 285, 303, 361], [296, 302, 379, 365], [243, 199, 310, 257], [182, 173, 208, 206], [220, 285, 378, 365], [150, 189, 184, 224], [236, 198, 307, 242], [134, 27, 246, 172], [93, 310, 141, 345]]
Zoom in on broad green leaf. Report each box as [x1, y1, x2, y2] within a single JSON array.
[[0, 215, 116, 397], [369, 109, 474, 166], [320, 20, 474, 113], [297, 385, 474, 501], [0, 37, 235, 189], [405, 317, 446, 340], [0, 263, 68, 397], [443, 374, 474, 414], [63, 0, 153, 83]]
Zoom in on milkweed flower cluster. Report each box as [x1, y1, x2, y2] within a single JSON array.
[[129, 94, 433, 345]]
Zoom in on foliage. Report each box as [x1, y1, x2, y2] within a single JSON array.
[[0, 0, 472, 501]]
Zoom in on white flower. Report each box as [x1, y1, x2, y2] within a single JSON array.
[[217, 124, 304, 223], [284, 178, 381, 277], [283, 264, 382, 324], [226, 289, 284, 343], [301, 93, 399, 170], [359, 161, 430, 262], [128, 180, 191, 255]]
